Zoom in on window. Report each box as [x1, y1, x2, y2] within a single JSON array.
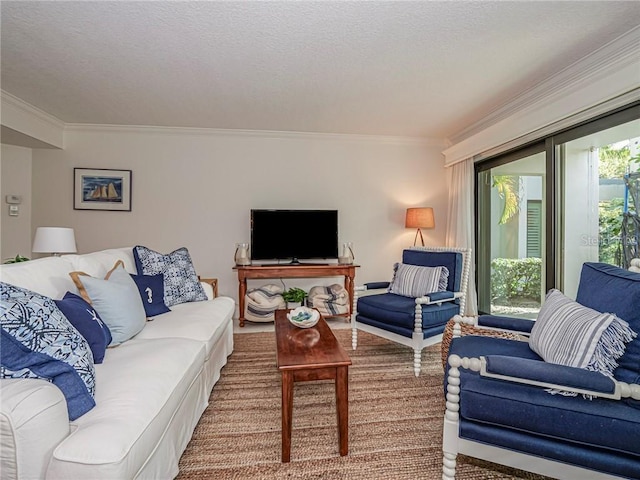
[[475, 103, 640, 315]]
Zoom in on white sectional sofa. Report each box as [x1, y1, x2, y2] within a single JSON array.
[[0, 247, 235, 480]]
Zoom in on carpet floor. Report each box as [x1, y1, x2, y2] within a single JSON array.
[[177, 329, 551, 480]]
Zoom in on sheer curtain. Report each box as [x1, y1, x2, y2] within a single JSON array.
[[446, 158, 478, 315]]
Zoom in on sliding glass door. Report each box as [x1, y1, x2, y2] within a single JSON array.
[[476, 146, 546, 318], [475, 103, 640, 315], [556, 116, 640, 298]]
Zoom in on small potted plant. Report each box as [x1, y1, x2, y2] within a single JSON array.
[[3, 254, 29, 264], [282, 287, 307, 309]]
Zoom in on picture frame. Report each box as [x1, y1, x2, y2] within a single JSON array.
[[74, 168, 132, 211]]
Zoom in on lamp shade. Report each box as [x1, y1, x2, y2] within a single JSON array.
[[32, 227, 77, 254], [405, 207, 435, 229]]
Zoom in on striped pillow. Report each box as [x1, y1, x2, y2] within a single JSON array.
[[530, 289, 636, 378], [388, 263, 449, 298]]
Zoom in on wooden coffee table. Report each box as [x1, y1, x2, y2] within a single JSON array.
[[274, 309, 352, 463]]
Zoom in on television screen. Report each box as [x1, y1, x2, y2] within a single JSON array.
[[251, 209, 338, 262]]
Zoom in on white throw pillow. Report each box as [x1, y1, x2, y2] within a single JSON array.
[[530, 289, 636, 378], [388, 263, 449, 298]]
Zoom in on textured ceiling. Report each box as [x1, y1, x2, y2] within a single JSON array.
[[2, 1, 639, 139]]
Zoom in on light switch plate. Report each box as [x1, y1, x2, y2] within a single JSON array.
[[8, 205, 19, 216]]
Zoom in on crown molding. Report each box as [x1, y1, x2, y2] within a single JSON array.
[[1, 90, 66, 130], [1, 90, 65, 148], [64, 123, 445, 146], [449, 25, 640, 146]]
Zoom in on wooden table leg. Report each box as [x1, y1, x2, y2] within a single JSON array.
[[281, 371, 294, 462], [345, 271, 354, 322], [335, 366, 349, 456], [238, 276, 247, 327]]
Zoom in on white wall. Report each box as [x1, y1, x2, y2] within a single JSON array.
[[1, 144, 32, 260], [31, 126, 448, 316]]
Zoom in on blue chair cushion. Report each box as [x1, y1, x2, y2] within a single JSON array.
[[459, 368, 640, 458], [460, 417, 640, 479], [402, 250, 462, 292], [448, 336, 640, 461], [358, 293, 458, 331], [576, 263, 640, 395]]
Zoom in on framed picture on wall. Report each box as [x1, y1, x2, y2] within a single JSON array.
[[74, 168, 132, 211]]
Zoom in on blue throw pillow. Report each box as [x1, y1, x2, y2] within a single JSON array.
[[133, 246, 207, 307], [0, 282, 96, 420], [55, 292, 112, 363], [130, 273, 171, 317], [70, 261, 147, 346]]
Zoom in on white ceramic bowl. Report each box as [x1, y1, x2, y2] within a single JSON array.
[[286, 306, 320, 328]]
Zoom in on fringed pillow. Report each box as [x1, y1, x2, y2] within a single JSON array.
[[530, 289, 636, 380], [388, 263, 449, 298]]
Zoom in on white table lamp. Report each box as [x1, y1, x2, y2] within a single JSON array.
[[32, 227, 77, 256]]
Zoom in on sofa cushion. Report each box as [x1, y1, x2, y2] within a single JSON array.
[[70, 247, 137, 277], [49, 338, 205, 479], [133, 296, 235, 358], [0, 256, 77, 299], [388, 263, 448, 297], [530, 289, 635, 378], [133, 246, 207, 307], [70, 262, 146, 346], [55, 292, 112, 363], [0, 282, 96, 420], [129, 273, 171, 317]]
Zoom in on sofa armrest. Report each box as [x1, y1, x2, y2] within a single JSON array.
[[482, 355, 617, 397], [0, 379, 70, 480], [198, 277, 218, 299], [476, 314, 534, 335]]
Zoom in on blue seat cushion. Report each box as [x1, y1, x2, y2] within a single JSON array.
[[357, 314, 448, 339], [447, 336, 640, 459], [357, 292, 459, 333], [576, 263, 640, 390], [460, 421, 640, 479], [460, 370, 640, 458]]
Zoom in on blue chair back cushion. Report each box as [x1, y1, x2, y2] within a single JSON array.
[[576, 263, 640, 392], [402, 250, 462, 292]]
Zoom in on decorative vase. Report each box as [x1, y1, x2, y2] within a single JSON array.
[[234, 243, 251, 266], [338, 242, 354, 265]]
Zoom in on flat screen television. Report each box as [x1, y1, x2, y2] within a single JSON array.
[[251, 209, 338, 263]]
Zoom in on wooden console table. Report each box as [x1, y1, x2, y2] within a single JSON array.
[[233, 264, 359, 327]]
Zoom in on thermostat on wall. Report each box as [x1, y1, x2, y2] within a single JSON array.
[[5, 195, 22, 204]]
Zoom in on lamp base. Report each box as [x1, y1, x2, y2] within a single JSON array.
[[413, 229, 425, 247]]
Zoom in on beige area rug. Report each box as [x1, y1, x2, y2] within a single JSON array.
[[177, 329, 551, 480]]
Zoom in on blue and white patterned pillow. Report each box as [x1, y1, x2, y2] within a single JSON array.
[[388, 263, 449, 298], [133, 246, 207, 307], [530, 289, 637, 378], [0, 282, 96, 420]]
